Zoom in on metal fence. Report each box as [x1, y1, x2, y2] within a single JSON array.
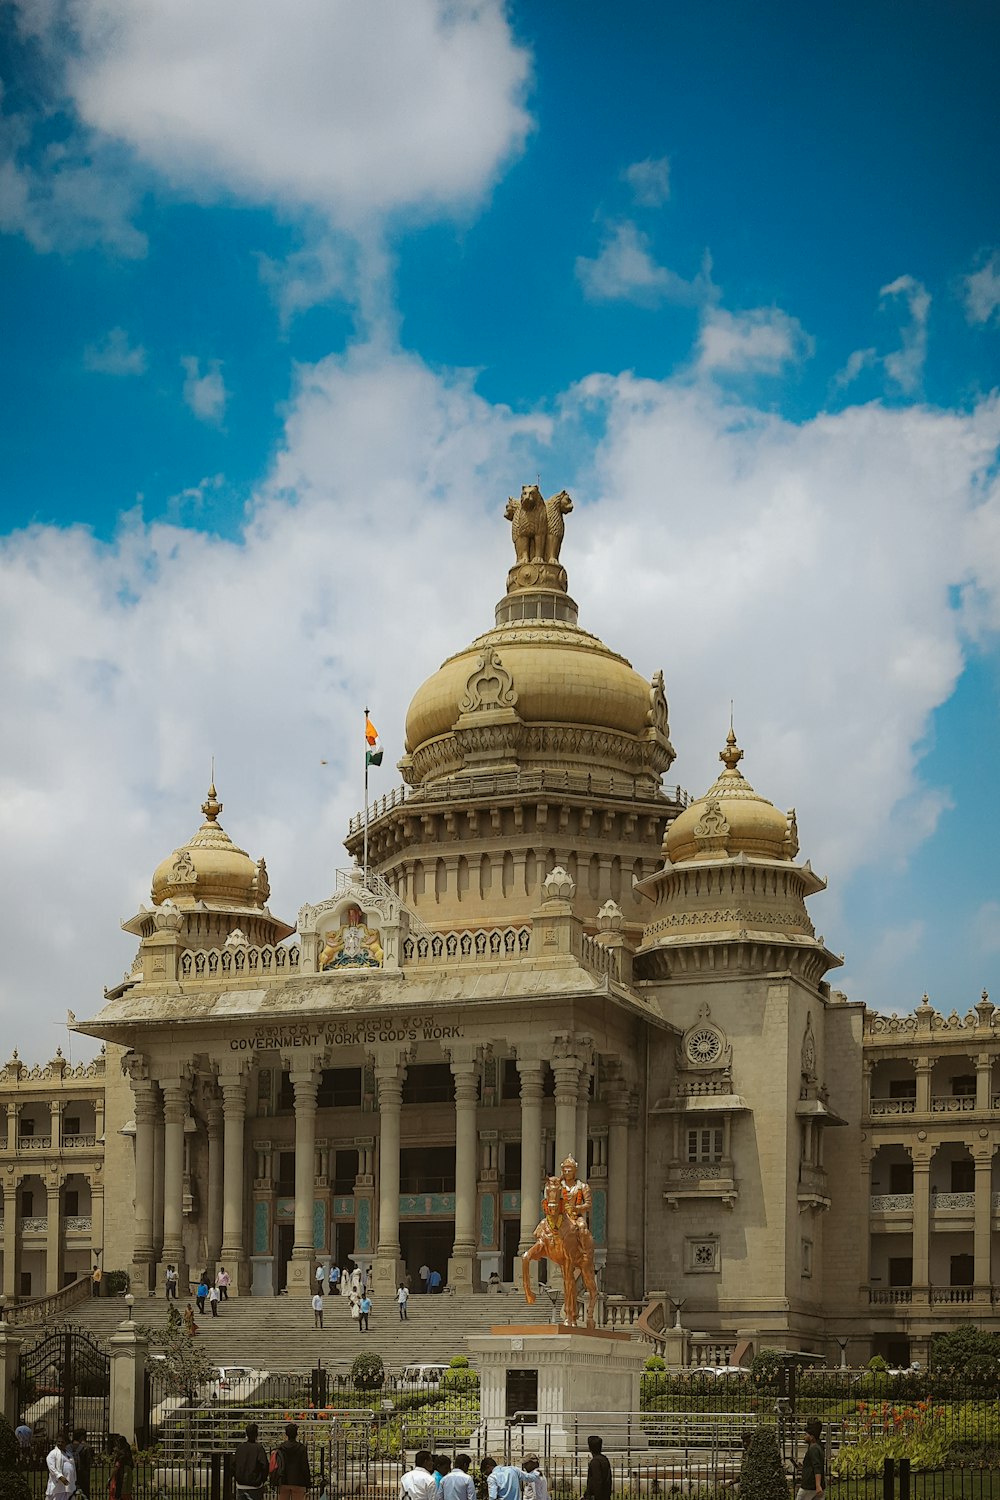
[[16, 1367, 1000, 1500]]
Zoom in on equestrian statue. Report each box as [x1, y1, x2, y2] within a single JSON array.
[[521, 1153, 599, 1328]]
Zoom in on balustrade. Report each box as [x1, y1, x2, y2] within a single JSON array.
[[869, 1098, 916, 1115], [20, 1216, 47, 1232], [931, 1095, 976, 1112], [17, 1136, 52, 1151], [930, 1286, 975, 1304], [869, 1287, 912, 1304], [932, 1191, 975, 1210], [64, 1215, 92, 1232], [62, 1134, 97, 1148], [870, 1193, 914, 1211]]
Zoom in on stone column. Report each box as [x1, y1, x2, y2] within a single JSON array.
[[287, 1064, 319, 1296], [152, 1105, 165, 1261], [552, 1052, 581, 1172], [911, 1150, 931, 1293], [373, 1057, 405, 1295], [160, 1081, 188, 1289], [45, 1177, 62, 1295], [0, 1321, 23, 1425], [90, 1176, 105, 1271], [2, 1184, 18, 1300], [913, 1059, 932, 1115], [49, 1101, 62, 1154], [576, 1072, 590, 1184], [860, 1148, 876, 1294], [108, 1322, 149, 1445], [220, 1071, 249, 1294], [131, 1083, 157, 1292], [448, 1052, 479, 1291], [976, 1055, 993, 1113], [5, 1104, 16, 1156], [974, 1146, 995, 1294], [206, 1100, 224, 1264], [517, 1059, 545, 1255], [605, 1089, 631, 1293]]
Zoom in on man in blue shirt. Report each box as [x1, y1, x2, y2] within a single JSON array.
[[441, 1456, 476, 1500], [359, 1293, 372, 1330], [428, 1269, 442, 1293], [481, 1458, 534, 1500]]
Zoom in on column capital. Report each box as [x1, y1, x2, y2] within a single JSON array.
[[161, 1082, 189, 1122], [375, 1065, 405, 1108], [283, 1054, 323, 1083], [133, 1084, 160, 1123], [291, 1072, 319, 1108]]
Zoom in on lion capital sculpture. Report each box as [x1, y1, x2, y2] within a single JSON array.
[[505, 484, 573, 565]]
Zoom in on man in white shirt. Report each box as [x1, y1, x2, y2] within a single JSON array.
[[396, 1284, 409, 1321], [311, 1291, 324, 1329], [46, 1433, 76, 1500], [400, 1451, 436, 1500], [418, 1262, 430, 1293]]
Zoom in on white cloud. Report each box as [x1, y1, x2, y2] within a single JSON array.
[[2, 345, 1000, 1058], [576, 221, 700, 306], [623, 156, 671, 208], [258, 236, 354, 331], [963, 252, 1000, 326], [0, 114, 147, 257], [880, 274, 930, 394], [696, 305, 813, 374], [833, 346, 877, 390], [84, 327, 147, 376], [839, 921, 926, 1012], [181, 356, 227, 425], [43, 0, 531, 228]]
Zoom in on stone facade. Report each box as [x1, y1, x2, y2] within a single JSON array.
[[4, 495, 993, 1366]]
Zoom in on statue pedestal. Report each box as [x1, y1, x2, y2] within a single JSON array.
[[467, 1326, 647, 1457]]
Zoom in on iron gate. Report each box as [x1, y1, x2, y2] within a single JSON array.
[[16, 1326, 110, 1440]]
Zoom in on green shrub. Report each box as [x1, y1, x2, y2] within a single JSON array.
[[448, 1356, 470, 1368], [644, 1355, 666, 1372], [103, 1270, 130, 1297], [739, 1426, 788, 1500], [351, 1352, 385, 1390], [0, 1415, 31, 1500], [751, 1349, 782, 1388], [867, 1355, 888, 1373]]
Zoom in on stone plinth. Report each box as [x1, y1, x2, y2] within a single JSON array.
[[467, 1325, 646, 1456], [109, 1320, 149, 1444]]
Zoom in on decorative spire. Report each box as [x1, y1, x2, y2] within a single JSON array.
[[201, 782, 222, 826], [719, 725, 744, 774]]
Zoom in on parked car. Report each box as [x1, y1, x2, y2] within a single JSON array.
[[693, 1365, 750, 1381], [396, 1364, 448, 1387], [205, 1366, 270, 1401]]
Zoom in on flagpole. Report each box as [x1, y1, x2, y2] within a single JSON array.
[[363, 704, 370, 882]]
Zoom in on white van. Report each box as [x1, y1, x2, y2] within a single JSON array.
[[397, 1364, 448, 1387]]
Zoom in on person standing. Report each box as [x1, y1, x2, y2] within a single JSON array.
[[312, 1291, 324, 1329], [795, 1418, 825, 1500], [45, 1432, 76, 1500], [583, 1436, 612, 1500], [232, 1421, 269, 1500], [107, 1438, 133, 1500], [441, 1455, 476, 1500], [315, 1263, 326, 1293], [183, 1302, 199, 1336], [216, 1266, 230, 1300], [418, 1262, 430, 1294], [69, 1429, 93, 1500], [521, 1457, 549, 1500], [482, 1458, 533, 1500], [275, 1421, 311, 1500], [14, 1421, 31, 1454], [328, 1263, 340, 1296], [400, 1452, 437, 1500], [397, 1283, 409, 1320], [358, 1292, 372, 1331], [196, 1277, 209, 1314], [165, 1264, 178, 1300], [90, 1267, 101, 1299], [208, 1284, 220, 1318], [428, 1269, 442, 1293]]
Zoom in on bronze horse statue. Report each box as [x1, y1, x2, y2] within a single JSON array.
[[521, 1174, 599, 1328]]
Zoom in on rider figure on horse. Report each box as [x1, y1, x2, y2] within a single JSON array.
[[558, 1154, 592, 1236]]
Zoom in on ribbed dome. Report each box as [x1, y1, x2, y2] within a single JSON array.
[[401, 589, 675, 792], [150, 784, 271, 910], [664, 729, 795, 863]]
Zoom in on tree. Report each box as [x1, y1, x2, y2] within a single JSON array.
[[930, 1324, 1000, 1378], [138, 1303, 216, 1402], [0, 1413, 31, 1500], [350, 1352, 385, 1391], [739, 1427, 789, 1500]]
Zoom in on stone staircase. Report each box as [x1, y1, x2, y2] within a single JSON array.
[[58, 1288, 556, 1371]]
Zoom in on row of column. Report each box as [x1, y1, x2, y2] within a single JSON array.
[[2, 1175, 104, 1298], [3, 1098, 105, 1152], [131, 1047, 635, 1296], [863, 1141, 997, 1289], [866, 1054, 997, 1115]]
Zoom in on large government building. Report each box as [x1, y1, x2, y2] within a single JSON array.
[[2, 489, 997, 1366]]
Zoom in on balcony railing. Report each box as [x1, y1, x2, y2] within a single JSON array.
[[930, 1286, 975, 1304], [62, 1134, 98, 1149], [17, 1136, 52, 1151], [869, 1287, 912, 1304], [870, 1098, 915, 1115], [64, 1215, 92, 1232], [21, 1216, 47, 1232], [931, 1095, 977, 1113], [870, 1193, 914, 1211], [933, 1192, 975, 1210]]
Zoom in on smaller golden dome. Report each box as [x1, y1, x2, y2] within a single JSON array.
[[151, 784, 270, 910], [664, 728, 795, 864]]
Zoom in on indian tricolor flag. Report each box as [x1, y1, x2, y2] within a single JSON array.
[[365, 715, 383, 767]]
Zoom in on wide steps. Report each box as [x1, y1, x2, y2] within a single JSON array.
[[57, 1289, 556, 1370]]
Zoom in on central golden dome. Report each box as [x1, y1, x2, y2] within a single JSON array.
[[400, 486, 675, 794]]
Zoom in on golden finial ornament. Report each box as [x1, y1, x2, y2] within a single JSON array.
[[201, 782, 223, 825], [719, 725, 744, 773]]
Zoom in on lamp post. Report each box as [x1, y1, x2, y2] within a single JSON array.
[[124, 1292, 135, 1322]]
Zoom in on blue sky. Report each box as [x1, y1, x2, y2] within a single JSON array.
[[0, 0, 997, 1058]]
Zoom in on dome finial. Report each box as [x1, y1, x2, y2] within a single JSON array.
[[720, 722, 743, 774], [201, 776, 222, 825]]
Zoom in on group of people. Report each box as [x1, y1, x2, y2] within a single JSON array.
[[399, 1447, 584, 1500], [311, 1262, 374, 1329], [233, 1421, 310, 1500], [417, 1264, 444, 1293], [42, 1430, 134, 1500]]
